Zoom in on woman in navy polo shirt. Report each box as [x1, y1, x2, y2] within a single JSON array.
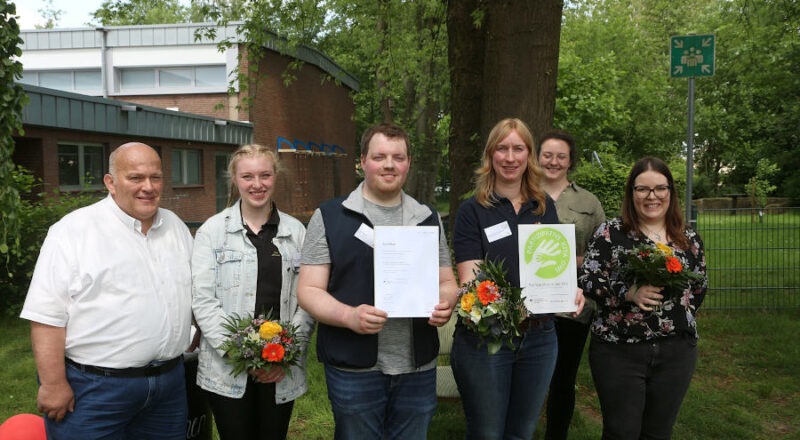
[[451, 118, 584, 439]]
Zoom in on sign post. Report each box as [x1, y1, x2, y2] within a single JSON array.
[[670, 34, 715, 227]]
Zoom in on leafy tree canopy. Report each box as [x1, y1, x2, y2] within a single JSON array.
[[0, 0, 28, 260]]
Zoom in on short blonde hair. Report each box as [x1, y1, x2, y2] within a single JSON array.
[[226, 144, 279, 207]]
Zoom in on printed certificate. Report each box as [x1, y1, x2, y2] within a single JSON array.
[[518, 224, 578, 314], [374, 226, 439, 317]]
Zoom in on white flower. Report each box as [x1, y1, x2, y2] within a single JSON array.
[[246, 329, 261, 343], [470, 309, 482, 323]]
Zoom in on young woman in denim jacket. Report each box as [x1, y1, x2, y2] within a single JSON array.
[[191, 144, 313, 440]]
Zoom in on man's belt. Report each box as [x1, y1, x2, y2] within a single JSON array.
[[65, 355, 182, 378]]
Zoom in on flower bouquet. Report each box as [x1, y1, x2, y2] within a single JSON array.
[[454, 258, 527, 355], [218, 313, 306, 377], [622, 242, 703, 304]]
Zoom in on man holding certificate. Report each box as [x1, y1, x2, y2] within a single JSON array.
[[298, 123, 457, 440]]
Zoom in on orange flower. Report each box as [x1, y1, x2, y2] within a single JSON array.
[[665, 256, 682, 273], [262, 343, 285, 362], [476, 280, 500, 305]]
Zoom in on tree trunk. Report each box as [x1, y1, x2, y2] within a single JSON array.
[[405, 2, 444, 206], [447, 0, 563, 228], [447, 0, 487, 231], [376, 0, 393, 122], [481, 0, 562, 140]]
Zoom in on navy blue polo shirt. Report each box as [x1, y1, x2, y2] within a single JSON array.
[[453, 194, 559, 288]]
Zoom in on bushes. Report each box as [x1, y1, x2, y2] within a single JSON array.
[[0, 167, 102, 316], [570, 152, 631, 217]]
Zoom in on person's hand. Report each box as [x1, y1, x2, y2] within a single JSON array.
[[347, 304, 388, 334], [625, 284, 664, 311], [37, 381, 75, 422], [250, 365, 286, 384], [428, 300, 454, 327], [571, 288, 586, 317], [186, 325, 201, 353]]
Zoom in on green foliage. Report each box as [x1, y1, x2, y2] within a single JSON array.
[[198, 0, 449, 202], [0, 167, 101, 316], [91, 0, 191, 25], [744, 158, 778, 209], [571, 151, 631, 216], [0, 0, 27, 264], [558, 0, 800, 205], [687, 1, 799, 198]]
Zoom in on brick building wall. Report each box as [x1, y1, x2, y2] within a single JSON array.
[[117, 94, 232, 120], [17, 35, 357, 224], [108, 48, 358, 221], [249, 52, 358, 221], [14, 126, 239, 223]]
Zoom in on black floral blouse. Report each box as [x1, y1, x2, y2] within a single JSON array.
[[580, 218, 708, 343]]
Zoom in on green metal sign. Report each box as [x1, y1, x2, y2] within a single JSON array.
[[670, 34, 715, 78]]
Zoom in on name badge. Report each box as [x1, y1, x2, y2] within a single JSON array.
[[355, 223, 375, 248], [484, 221, 512, 243]]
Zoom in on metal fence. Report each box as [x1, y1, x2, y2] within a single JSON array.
[[696, 207, 800, 309]]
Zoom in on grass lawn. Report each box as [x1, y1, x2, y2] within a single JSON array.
[[3, 309, 799, 439]]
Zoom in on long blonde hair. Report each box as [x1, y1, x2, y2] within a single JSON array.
[[473, 118, 546, 215], [226, 144, 280, 207]]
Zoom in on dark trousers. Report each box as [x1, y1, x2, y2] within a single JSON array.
[[589, 335, 698, 440], [206, 378, 294, 440], [545, 317, 590, 440]]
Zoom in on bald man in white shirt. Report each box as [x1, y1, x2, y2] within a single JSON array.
[[20, 142, 194, 440]]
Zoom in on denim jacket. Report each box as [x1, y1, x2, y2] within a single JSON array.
[[191, 201, 314, 401]]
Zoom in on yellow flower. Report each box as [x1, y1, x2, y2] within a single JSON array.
[[259, 321, 282, 340], [461, 292, 476, 312], [656, 242, 673, 256]]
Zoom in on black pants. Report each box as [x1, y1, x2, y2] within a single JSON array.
[[589, 335, 698, 440], [206, 378, 295, 440], [545, 317, 590, 440]]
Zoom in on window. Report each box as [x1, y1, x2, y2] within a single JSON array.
[[121, 69, 155, 89], [119, 66, 226, 91], [20, 70, 102, 92], [18, 71, 37, 86], [58, 143, 106, 190], [195, 66, 227, 87], [159, 68, 192, 87], [75, 71, 102, 90], [39, 72, 73, 89], [172, 149, 202, 185]]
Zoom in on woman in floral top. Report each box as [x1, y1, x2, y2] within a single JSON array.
[[580, 157, 707, 439]]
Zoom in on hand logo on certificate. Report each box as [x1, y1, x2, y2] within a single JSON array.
[[523, 228, 571, 279], [518, 224, 578, 314]]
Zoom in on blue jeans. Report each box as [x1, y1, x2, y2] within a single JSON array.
[[451, 320, 558, 440], [324, 365, 437, 440], [45, 361, 187, 440], [589, 335, 698, 440]]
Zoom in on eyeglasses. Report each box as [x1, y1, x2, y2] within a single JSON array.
[[633, 185, 671, 199]]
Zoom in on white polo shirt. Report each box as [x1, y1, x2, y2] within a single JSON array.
[[21, 196, 193, 368]]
